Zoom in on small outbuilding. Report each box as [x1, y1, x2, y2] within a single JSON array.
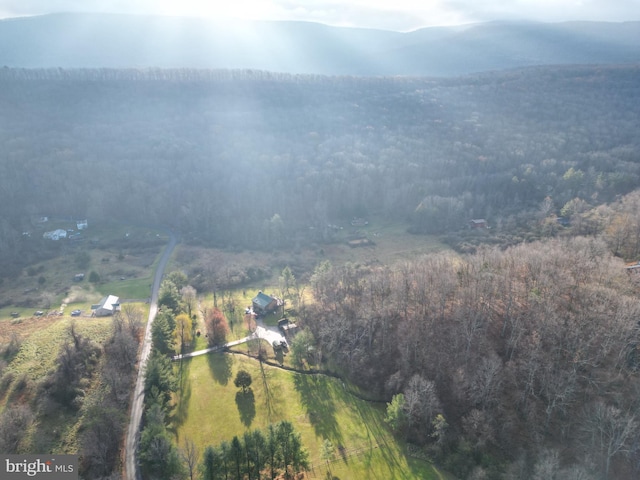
[[91, 295, 120, 317], [469, 219, 488, 229], [278, 318, 298, 336], [43, 229, 68, 240]]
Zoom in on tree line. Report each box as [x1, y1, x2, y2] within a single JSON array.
[[140, 272, 198, 479], [199, 421, 308, 480]]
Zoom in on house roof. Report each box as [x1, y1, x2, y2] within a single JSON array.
[[252, 292, 274, 309], [94, 295, 120, 312], [43, 229, 67, 239]]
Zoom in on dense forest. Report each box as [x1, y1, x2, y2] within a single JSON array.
[[304, 222, 640, 478], [1, 65, 640, 276]]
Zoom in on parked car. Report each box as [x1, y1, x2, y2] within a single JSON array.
[[71, 309, 82, 317], [34, 311, 44, 316]]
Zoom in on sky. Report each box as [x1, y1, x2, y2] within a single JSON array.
[[0, 0, 638, 31]]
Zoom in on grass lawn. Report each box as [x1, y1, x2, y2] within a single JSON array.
[[99, 275, 154, 300], [173, 353, 443, 479]]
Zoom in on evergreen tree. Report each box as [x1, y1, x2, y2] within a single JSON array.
[[152, 308, 176, 355], [159, 279, 182, 313], [139, 403, 183, 480], [144, 348, 176, 412], [230, 436, 243, 480], [201, 445, 221, 480]]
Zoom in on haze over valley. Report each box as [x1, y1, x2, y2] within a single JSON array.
[[1, 6, 640, 480]]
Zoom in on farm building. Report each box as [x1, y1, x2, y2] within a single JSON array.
[[91, 295, 120, 316], [469, 219, 488, 229], [43, 229, 67, 240]]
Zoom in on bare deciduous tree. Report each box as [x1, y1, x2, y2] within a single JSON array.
[[180, 437, 199, 480], [120, 303, 144, 339], [582, 402, 638, 479]]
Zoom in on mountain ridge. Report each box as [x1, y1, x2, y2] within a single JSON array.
[[1, 13, 639, 75]]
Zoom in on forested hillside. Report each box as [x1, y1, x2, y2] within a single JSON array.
[[2, 64, 640, 479], [1, 65, 639, 275], [305, 233, 640, 479]]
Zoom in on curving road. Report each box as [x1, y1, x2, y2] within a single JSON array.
[[125, 231, 178, 480]]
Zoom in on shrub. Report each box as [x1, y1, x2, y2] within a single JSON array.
[[12, 374, 30, 396], [75, 251, 91, 269], [1, 334, 22, 360], [0, 371, 14, 396]]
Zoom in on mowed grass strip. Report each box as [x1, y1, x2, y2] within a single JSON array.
[[173, 353, 441, 479]]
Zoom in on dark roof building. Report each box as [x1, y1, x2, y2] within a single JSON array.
[[469, 219, 488, 229], [252, 292, 280, 315]]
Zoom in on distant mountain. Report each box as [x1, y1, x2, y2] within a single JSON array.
[[1, 13, 639, 75]]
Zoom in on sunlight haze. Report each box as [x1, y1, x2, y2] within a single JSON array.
[[0, 0, 638, 30]]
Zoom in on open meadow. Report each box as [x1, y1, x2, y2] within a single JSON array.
[[172, 218, 446, 307]]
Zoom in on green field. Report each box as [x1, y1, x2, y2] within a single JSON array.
[[173, 353, 443, 479]]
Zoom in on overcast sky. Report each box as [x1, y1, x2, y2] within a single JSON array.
[[0, 0, 638, 31]]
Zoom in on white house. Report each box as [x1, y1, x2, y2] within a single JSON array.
[[43, 229, 67, 241], [91, 295, 120, 316], [76, 219, 88, 230]]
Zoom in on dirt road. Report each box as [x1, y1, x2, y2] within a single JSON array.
[[125, 231, 178, 480]]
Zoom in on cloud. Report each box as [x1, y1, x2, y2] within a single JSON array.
[[273, 0, 471, 29], [0, 0, 638, 29]]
